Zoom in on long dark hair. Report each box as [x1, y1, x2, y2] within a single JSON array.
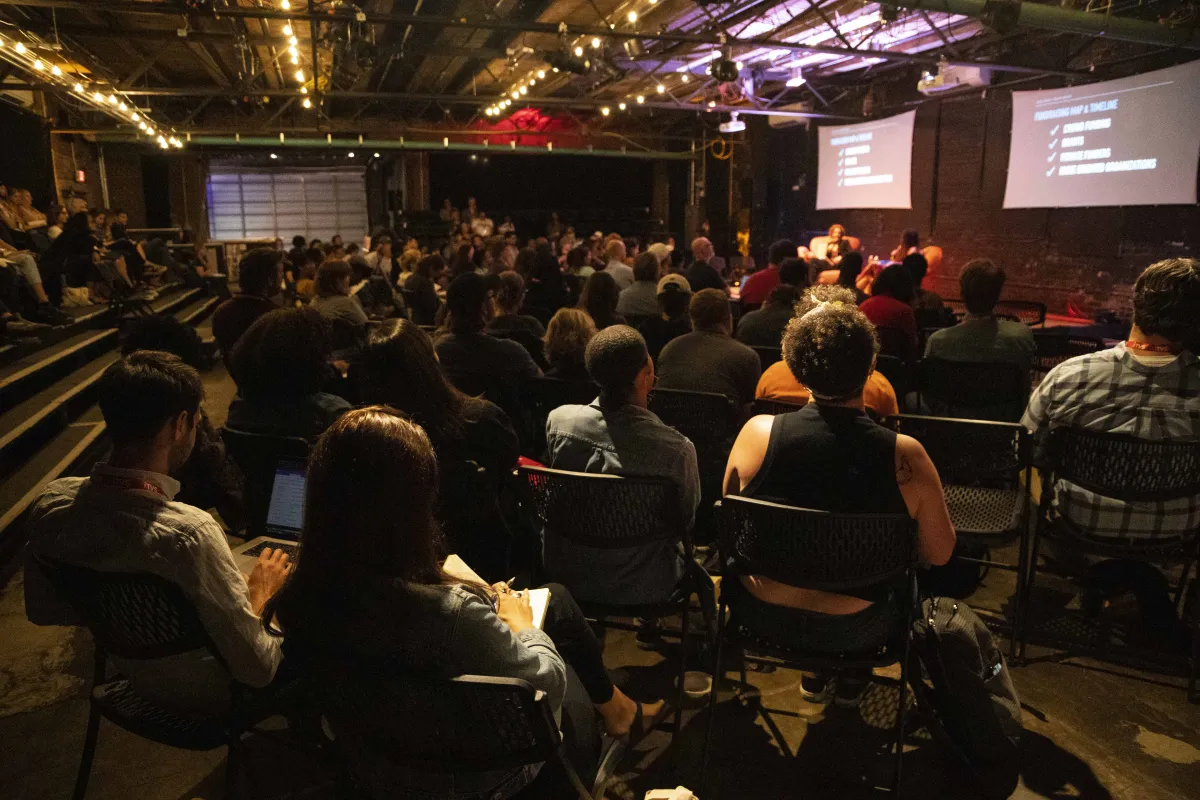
[[360, 319, 484, 446], [578, 271, 621, 328], [449, 243, 475, 277], [263, 407, 453, 630]]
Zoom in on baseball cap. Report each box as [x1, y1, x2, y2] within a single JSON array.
[[657, 274, 691, 295]]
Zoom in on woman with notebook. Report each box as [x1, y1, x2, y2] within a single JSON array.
[[263, 407, 665, 797]]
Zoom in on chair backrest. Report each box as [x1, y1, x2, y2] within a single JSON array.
[[751, 397, 806, 416], [1049, 427, 1200, 503], [1032, 333, 1106, 375], [875, 354, 916, 398], [887, 414, 1028, 487], [874, 326, 914, 363], [37, 558, 221, 664], [221, 427, 312, 538], [919, 357, 1027, 420], [648, 388, 739, 454], [751, 345, 783, 371], [995, 300, 1046, 327], [316, 670, 563, 776], [438, 460, 512, 581], [716, 496, 916, 593], [520, 465, 686, 549]]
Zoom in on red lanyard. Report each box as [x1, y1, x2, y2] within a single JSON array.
[[90, 472, 167, 497], [1125, 340, 1177, 354]]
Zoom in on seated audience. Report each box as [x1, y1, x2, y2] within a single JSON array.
[[604, 238, 635, 290], [0, 216, 72, 324], [638, 274, 693, 361], [487, 271, 546, 337], [0, 297, 51, 339], [724, 302, 955, 704], [264, 407, 663, 796], [310, 260, 369, 329], [544, 308, 597, 382], [616, 252, 662, 320], [294, 247, 323, 302], [685, 236, 728, 294], [578, 271, 626, 330], [827, 250, 868, 304], [889, 228, 922, 262], [523, 245, 571, 324], [46, 204, 68, 241], [738, 239, 797, 307], [904, 252, 952, 328], [756, 286, 900, 419], [405, 253, 444, 326], [657, 288, 761, 409], [819, 223, 852, 266], [926, 258, 1036, 411], [544, 326, 700, 604], [735, 258, 807, 348], [286, 234, 307, 273], [212, 248, 282, 364], [435, 272, 541, 399], [395, 247, 421, 288], [859, 264, 918, 362], [1024, 258, 1200, 541], [24, 352, 288, 714], [226, 308, 351, 440]]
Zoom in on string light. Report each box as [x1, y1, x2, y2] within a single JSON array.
[[373, 152, 380, 158], [51, 65, 62, 77], [295, 69, 305, 82], [300, 86, 308, 94], [681, 74, 690, 83], [656, 83, 665, 93], [347, 152, 355, 158], [600, 106, 610, 116], [627, 11, 638, 23], [301, 97, 312, 108], [118, 101, 127, 111], [107, 94, 117, 105], [33, 59, 43, 71], [573, 45, 584, 57], [591, 37, 601, 49], [618, 101, 627, 110], [519, 85, 527, 95], [288, 35, 298, 46], [14, 42, 25, 54], [270, 153, 278, 159], [92, 91, 104, 102], [636, 95, 644, 103], [73, 82, 83, 93], [283, 24, 293, 36], [280, 0, 290, 8], [536, 70, 545, 79]]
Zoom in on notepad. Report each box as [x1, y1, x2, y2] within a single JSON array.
[[443, 554, 550, 630]]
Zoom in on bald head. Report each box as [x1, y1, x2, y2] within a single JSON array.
[[691, 237, 714, 263]]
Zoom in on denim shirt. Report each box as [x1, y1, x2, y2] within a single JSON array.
[[544, 401, 700, 604]]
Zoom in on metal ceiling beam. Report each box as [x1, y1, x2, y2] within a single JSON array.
[[5, 82, 857, 118], [0, 1, 1089, 76]]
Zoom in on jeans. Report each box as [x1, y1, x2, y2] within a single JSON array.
[[540, 583, 614, 704], [1, 252, 42, 286]]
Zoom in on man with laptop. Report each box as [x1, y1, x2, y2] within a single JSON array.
[[24, 351, 291, 716]]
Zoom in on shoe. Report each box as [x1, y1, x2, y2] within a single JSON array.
[[33, 304, 73, 326], [799, 673, 834, 704], [834, 677, 868, 709], [4, 316, 52, 337]]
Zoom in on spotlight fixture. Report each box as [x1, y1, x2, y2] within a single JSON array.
[[786, 66, 806, 87], [719, 111, 746, 134], [711, 54, 739, 83], [546, 49, 591, 75], [623, 38, 644, 59], [601, 107, 610, 115]]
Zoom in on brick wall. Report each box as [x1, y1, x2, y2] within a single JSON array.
[[102, 144, 148, 226], [50, 136, 104, 212], [758, 92, 1200, 315]]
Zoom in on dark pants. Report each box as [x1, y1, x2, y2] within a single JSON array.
[[541, 582, 614, 704]]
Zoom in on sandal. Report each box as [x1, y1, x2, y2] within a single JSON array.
[[614, 699, 672, 747]]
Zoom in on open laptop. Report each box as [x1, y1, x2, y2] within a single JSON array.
[[233, 460, 306, 573]]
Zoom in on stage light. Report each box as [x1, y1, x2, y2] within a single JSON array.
[[636, 95, 644, 103], [656, 83, 664, 93], [591, 37, 601, 49], [573, 45, 584, 57], [627, 11, 637, 23], [601, 106, 610, 116], [295, 69, 304, 82], [301, 97, 312, 108], [786, 66, 805, 87], [283, 24, 293, 36]]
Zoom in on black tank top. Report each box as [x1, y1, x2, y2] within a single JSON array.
[[744, 403, 909, 515]]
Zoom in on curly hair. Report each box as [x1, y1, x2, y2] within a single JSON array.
[[782, 302, 878, 401], [1134, 258, 1200, 343], [544, 307, 597, 372]]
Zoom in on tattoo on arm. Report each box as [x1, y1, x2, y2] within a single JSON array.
[[896, 454, 914, 485]]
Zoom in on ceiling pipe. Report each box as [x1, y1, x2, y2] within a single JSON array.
[[879, 0, 1200, 51], [0, 0, 1086, 76]]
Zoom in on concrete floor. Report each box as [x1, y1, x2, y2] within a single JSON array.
[[0, 366, 1197, 800]]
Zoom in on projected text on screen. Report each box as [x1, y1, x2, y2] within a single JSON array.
[[816, 110, 915, 210]]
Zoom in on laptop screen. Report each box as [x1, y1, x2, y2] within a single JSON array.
[[265, 462, 307, 536]]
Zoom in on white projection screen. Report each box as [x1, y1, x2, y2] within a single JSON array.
[[816, 110, 916, 210], [1004, 59, 1200, 209]]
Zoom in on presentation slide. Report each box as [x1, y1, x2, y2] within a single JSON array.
[[1003, 59, 1200, 209], [816, 110, 915, 210]]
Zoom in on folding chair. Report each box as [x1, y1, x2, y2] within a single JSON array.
[[519, 376, 599, 458], [887, 414, 1032, 656], [1031, 333, 1106, 387], [919, 357, 1027, 423], [751, 397, 806, 416], [1020, 427, 1200, 700], [221, 427, 311, 539], [700, 496, 919, 793], [876, 354, 917, 413], [750, 345, 783, 371], [38, 559, 286, 800], [315, 671, 595, 800], [520, 465, 713, 742]]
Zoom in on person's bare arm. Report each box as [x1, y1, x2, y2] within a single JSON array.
[[722, 415, 774, 496], [895, 435, 956, 567]]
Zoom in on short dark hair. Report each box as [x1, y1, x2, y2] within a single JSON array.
[[633, 252, 659, 282], [445, 272, 490, 333], [768, 239, 797, 266], [416, 253, 444, 280], [585, 325, 649, 405], [97, 351, 203, 448], [959, 259, 1006, 315], [1133, 258, 1200, 343], [316, 259, 352, 296], [779, 257, 808, 288], [689, 288, 731, 331], [228, 308, 333, 398], [121, 315, 205, 370], [304, 247, 324, 267], [238, 248, 283, 296], [901, 229, 920, 250], [871, 264, 915, 305], [902, 253, 928, 286], [291, 235, 307, 248], [782, 304, 878, 401]]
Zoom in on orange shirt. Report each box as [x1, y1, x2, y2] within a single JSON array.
[[755, 360, 899, 419]]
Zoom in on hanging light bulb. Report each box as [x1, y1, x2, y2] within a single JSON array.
[[288, 35, 298, 46], [573, 45, 584, 57], [519, 85, 527, 95], [295, 69, 305, 82], [618, 101, 627, 110], [270, 153, 279, 159], [591, 37, 601, 49], [281, 0, 291, 8], [14, 42, 26, 54], [347, 152, 355, 158], [528, 78, 536, 87], [511, 90, 519, 99], [290, 52, 299, 65], [301, 97, 312, 108], [73, 82, 84, 93], [283, 24, 293, 36], [627, 11, 638, 23], [600, 106, 610, 116], [33, 59, 44, 71], [130, 110, 139, 122], [51, 64, 62, 77], [656, 83, 665, 93], [288, 44, 298, 57], [300, 86, 308, 94], [537, 69, 546, 79], [636, 95, 644, 104], [118, 101, 127, 111], [107, 94, 117, 105], [92, 91, 104, 102], [138, 121, 148, 131]]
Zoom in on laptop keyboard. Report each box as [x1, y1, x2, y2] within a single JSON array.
[[241, 541, 300, 560]]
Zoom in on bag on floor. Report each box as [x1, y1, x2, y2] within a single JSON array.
[[911, 597, 1022, 799]]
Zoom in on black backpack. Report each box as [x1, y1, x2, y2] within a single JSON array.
[[911, 597, 1023, 799]]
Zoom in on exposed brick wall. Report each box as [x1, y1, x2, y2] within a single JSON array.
[[102, 145, 148, 226], [50, 136, 104, 211]]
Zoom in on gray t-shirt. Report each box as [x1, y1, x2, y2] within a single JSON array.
[[311, 293, 368, 327], [656, 330, 762, 406], [924, 316, 1036, 370], [616, 281, 660, 318]]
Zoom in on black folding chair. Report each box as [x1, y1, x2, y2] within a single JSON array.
[[1020, 427, 1200, 700], [876, 354, 917, 413], [315, 670, 595, 800], [519, 376, 599, 458], [439, 460, 513, 583], [875, 326, 917, 363], [1031, 332, 1106, 387], [38, 559, 284, 800], [887, 414, 1032, 655], [221, 427, 311, 540], [750, 345, 783, 371], [700, 497, 919, 793], [751, 397, 806, 416], [919, 357, 1028, 423], [519, 465, 713, 742], [996, 301, 1046, 327]]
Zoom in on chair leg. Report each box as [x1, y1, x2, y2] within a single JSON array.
[[1018, 520, 1046, 665], [71, 702, 102, 800], [674, 604, 690, 736], [558, 745, 596, 800], [892, 640, 912, 796], [698, 602, 726, 790]]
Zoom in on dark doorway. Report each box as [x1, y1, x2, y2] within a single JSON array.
[[141, 155, 172, 229]]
